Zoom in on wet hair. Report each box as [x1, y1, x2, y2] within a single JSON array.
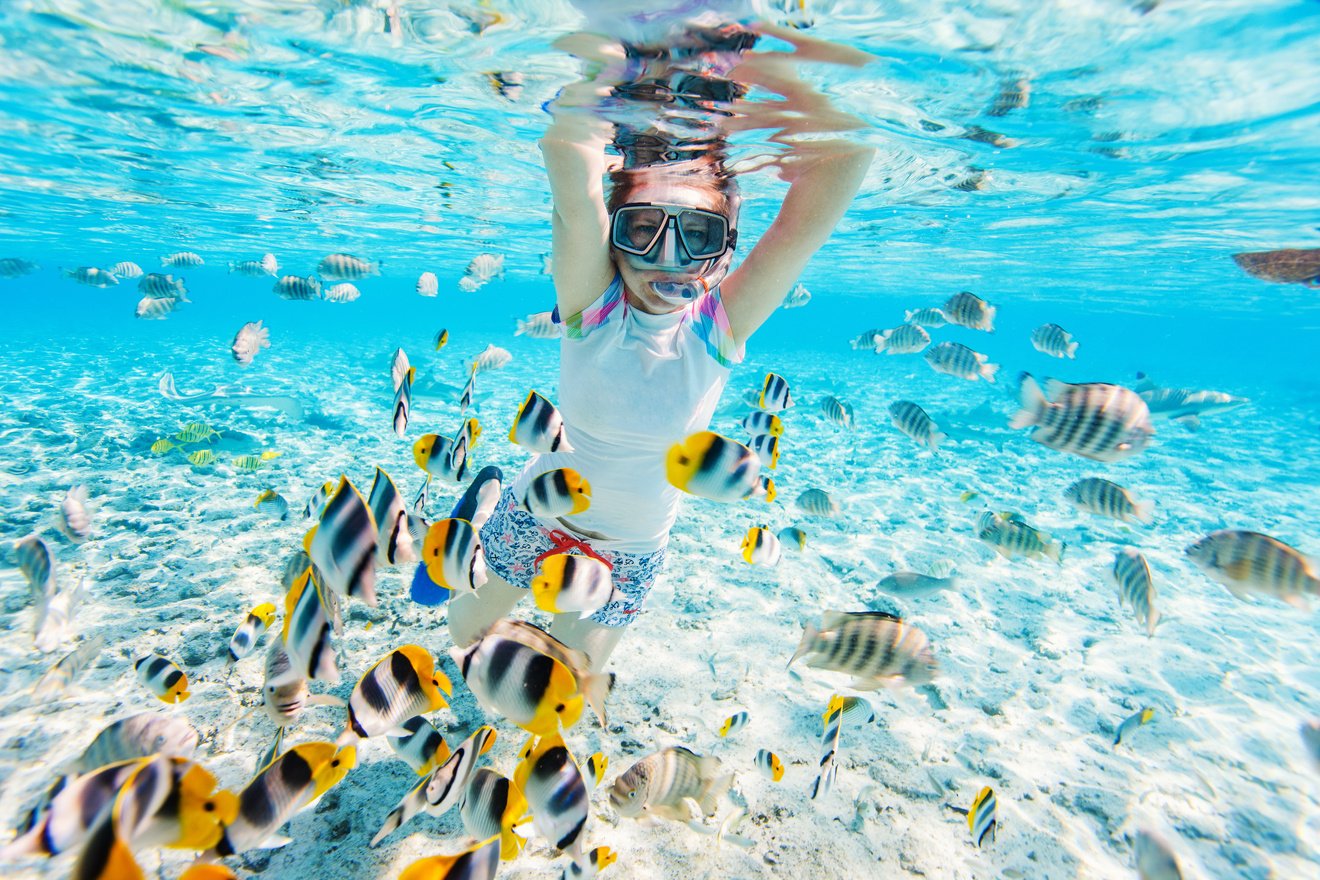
[[606, 152, 740, 222]]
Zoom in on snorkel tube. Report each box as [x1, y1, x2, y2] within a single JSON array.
[[647, 191, 740, 304]]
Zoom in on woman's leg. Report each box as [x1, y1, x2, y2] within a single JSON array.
[[548, 613, 627, 674], [447, 573, 526, 647]]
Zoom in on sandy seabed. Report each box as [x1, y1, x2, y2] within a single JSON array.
[[1, 324, 1317, 880]]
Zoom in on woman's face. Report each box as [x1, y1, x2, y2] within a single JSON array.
[[612, 180, 729, 313]]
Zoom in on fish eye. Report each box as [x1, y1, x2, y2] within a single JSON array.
[[204, 802, 215, 811], [628, 791, 636, 799]]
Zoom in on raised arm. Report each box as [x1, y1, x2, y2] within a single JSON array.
[[721, 140, 874, 345], [540, 37, 625, 318]]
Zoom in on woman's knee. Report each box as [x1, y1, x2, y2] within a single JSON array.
[[447, 574, 525, 646]]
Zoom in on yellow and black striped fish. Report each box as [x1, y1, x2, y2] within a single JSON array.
[[388, 715, 451, 776], [759, 372, 793, 412], [666, 431, 761, 503], [530, 553, 617, 617], [343, 645, 451, 741], [212, 742, 355, 856], [518, 468, 591, 518], [422, 517, 488, 592], [460, 767, 529, 860], [368, 466, 418, 566], [228, 602, 277, 663], [811, 695, 845, 799], [515, 733, 590, 860], [398, 836, 500, 880], [281, 568, 339, 684], [510, 390, 574, 454], [304, 475, 379, 606], [135, 653, 190, 703]]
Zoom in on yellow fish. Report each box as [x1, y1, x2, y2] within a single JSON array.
[[150, 438, 178, 455], [187, 449, 216, 467]]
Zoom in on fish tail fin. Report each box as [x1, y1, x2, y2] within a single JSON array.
[[872, 331, 889, 354], [980, 361, 1000, 384], [1066, 340, 1078, 358], [1132, 499, 1155, 525], [1009, 373, 1045, 429], [928, 430, 946, 452], [1145, 608, 1161, 638], [698, 771, 734, 818], [788, 622, 818, 668], [582, 671, 611, 727], [1047, 541, 1065, 564]]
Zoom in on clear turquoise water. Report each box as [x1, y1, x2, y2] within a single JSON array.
[[1, 3, 1319, 880]]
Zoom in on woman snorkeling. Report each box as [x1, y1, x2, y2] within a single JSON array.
[[448, 22, 874, 672]]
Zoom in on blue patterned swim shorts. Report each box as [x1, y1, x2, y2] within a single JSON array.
[[479, 488, 667, 628]]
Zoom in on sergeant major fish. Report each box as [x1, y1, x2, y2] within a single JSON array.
[[273, 274, 321, 300], [64, 266, 118, 287], [109, 261, 142, 278], [471, 343, 512, 373], [161, 251, 204, 268], [324, 282, 361, 303], [943, 291, 996, 332], [789, 610, 939, 689], [317, 252, 379, 280], [57, 484, 92, 542], [74, 712, 199, 773], [1031, 323, 1078, 358], [516, 310, 559, 339], [873, 323, 931, 354], [925, 341, 999, 382], [889, 401, 946, 451], [228, 253, 278, 276], [1012, 373, 1153, 462], [1185, 529, 1319, 609], [820, 394, 854, 429], [977, 511, 1064, 562], [417, 271, 438, 297], [904, 307, 947, 328], [1065, 477, 1154, 524], [795, 487, 840, 517]]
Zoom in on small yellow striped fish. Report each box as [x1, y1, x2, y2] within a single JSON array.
[[186, 449, 216, 467], [232, 454, 265, 471], [150, 438, 178, 455], [175, 422, 218, 443]]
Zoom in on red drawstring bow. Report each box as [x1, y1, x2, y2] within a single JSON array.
[[534, 529, 614, 570]]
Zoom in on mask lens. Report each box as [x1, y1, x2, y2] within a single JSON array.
[[614, 207, 667, 254], [676, 210, 727, 260]]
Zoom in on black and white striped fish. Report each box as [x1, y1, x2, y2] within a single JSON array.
[[518, 733, 591, 860], [609, 745, 730, 822], [393, 366, 415, 438], [519, 468, 592, 517], [748, 433, 780, 469], [459, 767, 529, 861], [789, 611, 939, 689], [942, 291, 996, 331], [388, 715, 451, 776], [964, 786, 997, 847], [666, 431, 761, 502], [1011, 374, 1153, 462], [161, 251, 203, 268], [1111, 548, 1159, 637], [368, 467, 418, 566], [1065, 477, 1153, 524], [1185, 529, 1319, 609], [1031, 323, 1078, 358], [742, 410, 783, 437], [811, 694, 845, 799], [510, 390, 574, 454], [281, 568, 339, 684], [228, 253, 278, 276], [303, 481, 334, 520], [304, 476, 379, 606], [0, 758, 145, 859], [422, 517, 488, 593], [213, 742, 355, 856], [459, 369, 477, 411], [849, 327, 885, 349], [904, 307, 947, 328], [372, 726, 496, 847], [138, 273, 187, 298], [795, 488, 839, 517], [977, 510, 1064, 562], [273, 274, 321, 300], [317, 252, 379, 280], [109, 260, 143, 278], [228, 602, 277, 662], [873, 323, 931, 354], [925, 341, 999, 382], [74, 713, 198, 774], [343, 645, 451, 741], [820, 395, 854, 429], [888, 401, 946, 451], [135, 653, 190, 703], [754, 749, 784, 782], [759, 372, 794, 412]]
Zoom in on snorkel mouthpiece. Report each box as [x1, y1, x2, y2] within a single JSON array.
[[649, 278, 708, 303]]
